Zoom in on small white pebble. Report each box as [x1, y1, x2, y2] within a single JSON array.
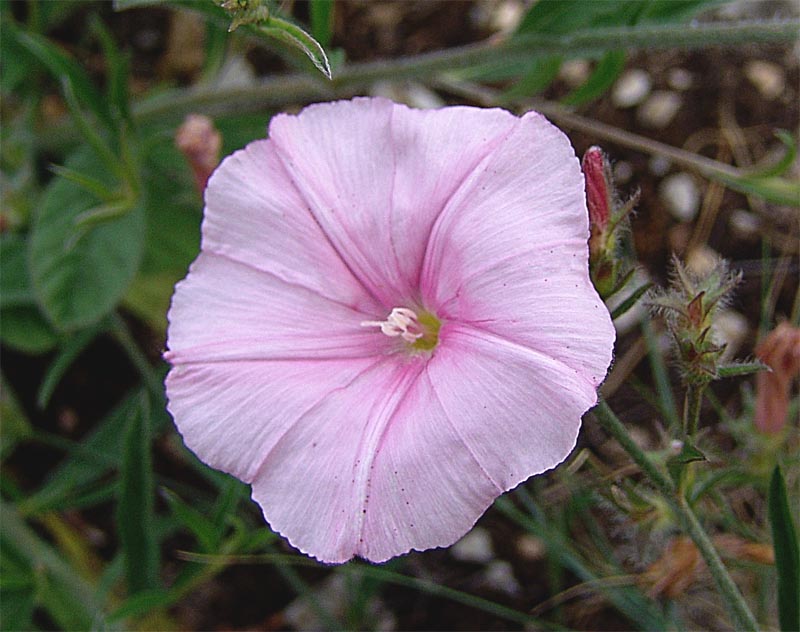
[[612, 69, 652, 108], [729, 208, 761, 239], [484, 561, 522, 595], [214, 55, 257, 90], [613, 160, 633, 185], [451, 527, 494, 563], [667, 68, 693, 91], [660, 172, 701, 222], [559, 59, 591, 87], [516, 534, 546, 560], [489, 0, 525, 34], [648, 155, 672, 177], [712, 310, 750, 361], [686, 245, 720, 276], [638, 91, 682, 129], [405, 83, 446, 109], [744, 60, 785, 99]]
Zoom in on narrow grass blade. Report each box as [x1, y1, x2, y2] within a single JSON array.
[[769, 465, 800, 632], [117, 392, 160, 595]]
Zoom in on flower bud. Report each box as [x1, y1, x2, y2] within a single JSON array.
[[582, 146, 612, 234], [648, 256, 742, 385], [581, 146, 637, 299], [754, 322, 800, 434], [176, 114, 222, 194]]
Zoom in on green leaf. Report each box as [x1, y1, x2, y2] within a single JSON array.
[[517, 0, 610, 35], [610, 282, 653, 320], [0, 306, 60, 354], [259, 16, 332, 79], [0, 234, 60, 353], [117, 393, 160, 595], [714, 171, 800, 207], [7, 21, 112, 129], [501, 56, 562, 101], [29, 147, 145, 331], [161, 488, 219, 552], [667, 438, 708, 484], [769, 465, 800, 632], [563, 49, 626, 105], [21, 389, 140, 515], [309, 0, 334, 49], [0, 501, 108, 631], [0, 234, 34, 307], [0, 375, 33, 459], [748, 130, 797, 178], [36, 319, 111, 409], [716, 361, 769, 379], [90, 15, 131, 124]]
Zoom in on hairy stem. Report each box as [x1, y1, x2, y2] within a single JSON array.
[[130, 19, 799, 122], [593, 400, 759, 631], [683, 384, 705, 437]]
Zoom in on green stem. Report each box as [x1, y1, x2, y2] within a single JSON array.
[[109, 313, 164, 401], [676, 495, 760, 632], [129, 18, 799, 123], [683, 384, 705, 437], [594, 401, 674, 496], [593, 400, 760, 631]]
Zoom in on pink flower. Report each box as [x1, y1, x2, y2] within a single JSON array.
[[165, 98, 615, 563]]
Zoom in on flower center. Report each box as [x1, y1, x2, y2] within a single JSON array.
[[361, 307, 441, 351]]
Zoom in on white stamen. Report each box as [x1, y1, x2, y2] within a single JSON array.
[[361, 307, 423, 343]]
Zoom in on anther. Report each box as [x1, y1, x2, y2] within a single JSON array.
[[361, 307, 423, 343]]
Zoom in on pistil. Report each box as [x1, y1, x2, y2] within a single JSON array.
[[361, 307, 441, 350]]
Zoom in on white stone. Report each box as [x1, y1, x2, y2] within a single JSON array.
[[370, 81, 444, 110], [712, 310, 750, 361], [686, 245, 720, 276], [612, 69, 652, 108], [285, 572, 397, 631], [489, 0, 525, 34], [559, 59, 591, 87], [516, 534, 546, 560], [451, 527, 494, 563], [648, 155, 672, 176], [667, 68, 693, 91], [214, 55, 256, 90], [484, 560, 522, 595], [660, 172, 701, 222], [613, 160, 633, 185], [729, 208, 761, 238], [745, 60, 786, 99], [638, 91, 682, 129]]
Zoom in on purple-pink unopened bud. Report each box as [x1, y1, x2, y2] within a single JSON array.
[[176, 114, 223, 193], [582, 146, 612, 231]]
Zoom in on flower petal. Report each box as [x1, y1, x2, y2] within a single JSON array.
[[267, 98, 517, 307], [358, 323, 592, 562], [249, 358, 425, 563], [165, 355, 382, 486], [166, 252, 385, 363], [421, 110, 614, 386], [202, 137, 376, 312]]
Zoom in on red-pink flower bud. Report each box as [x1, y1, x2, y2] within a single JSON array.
[[176, 114, 222, 193], [754, 322, 800, 434], [582, 146, 612, 231]]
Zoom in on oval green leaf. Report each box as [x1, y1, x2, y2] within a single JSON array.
[[29, 148, 145, 332]]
